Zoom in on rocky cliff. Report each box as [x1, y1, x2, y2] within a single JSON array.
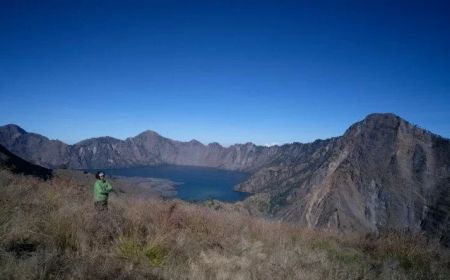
[[238, 113, 450, 245]]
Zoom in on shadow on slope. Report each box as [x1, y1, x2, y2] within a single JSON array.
[[0, 144, 52, 180]]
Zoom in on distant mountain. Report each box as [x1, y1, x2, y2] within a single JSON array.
[[0, 144, 52, 179], [1, 114, 449, 244], [0, 124, 313, 171]]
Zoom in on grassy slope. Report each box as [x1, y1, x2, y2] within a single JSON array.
[[0, 170, 449, 280]]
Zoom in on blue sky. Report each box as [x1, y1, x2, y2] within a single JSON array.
[[1, 0, 449, 146]]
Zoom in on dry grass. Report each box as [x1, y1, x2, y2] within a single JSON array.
[[0, 169, 449, 280]]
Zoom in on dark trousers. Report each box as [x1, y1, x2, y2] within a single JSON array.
[[94, 200, 108, 211]]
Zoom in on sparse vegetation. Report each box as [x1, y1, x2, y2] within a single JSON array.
[[0, 170, 449, 279]]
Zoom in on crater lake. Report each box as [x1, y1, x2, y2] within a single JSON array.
[[98, 165, 250, 202]]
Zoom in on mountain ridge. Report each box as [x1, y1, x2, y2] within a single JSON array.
[[2, 113, 447, 155], [0, 124, 281, 171], [0, 143, 52, 179], [0, 114, 447, 172], [0, 113, 449, 243]]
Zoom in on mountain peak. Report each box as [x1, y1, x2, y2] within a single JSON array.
[[0, 124, 28, 146], [363, 112, 402, 125], [344, 113, 405, 137], [135, 130, 162, 138], [75, 136, 121, 146], [1, 124, 27, 134], [188, 139, 203, 145], [208, 142, 223, 148]]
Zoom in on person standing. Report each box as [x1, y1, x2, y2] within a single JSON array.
[[93, 171, 113, 211]]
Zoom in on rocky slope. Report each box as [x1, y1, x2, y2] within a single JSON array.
[[0, 144, 52, 179], [238, 114, 450, 245], [0, 125, 69, 169]]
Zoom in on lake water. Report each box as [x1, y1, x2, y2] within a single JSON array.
[[101, 165, 250, 202]]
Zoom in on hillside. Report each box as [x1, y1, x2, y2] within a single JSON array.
[[0, 144, 52, 179], [0, 169, 449, 279], [239, 114, 450, 245]]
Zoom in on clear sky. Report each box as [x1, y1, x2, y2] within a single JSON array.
[[1, 0, 449, 146]]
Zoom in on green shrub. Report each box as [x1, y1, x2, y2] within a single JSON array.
[[115, 236, 142, 261], [144, 244, 168, 267]]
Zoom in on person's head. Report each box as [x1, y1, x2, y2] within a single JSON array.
[[95, 171, 106, 180]]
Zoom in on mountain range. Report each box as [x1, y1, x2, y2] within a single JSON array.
[[1, 113, 449, 244], [0, 122, 292, 171]]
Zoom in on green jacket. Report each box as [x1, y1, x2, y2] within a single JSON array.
[[93, 179, 113, 202]]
